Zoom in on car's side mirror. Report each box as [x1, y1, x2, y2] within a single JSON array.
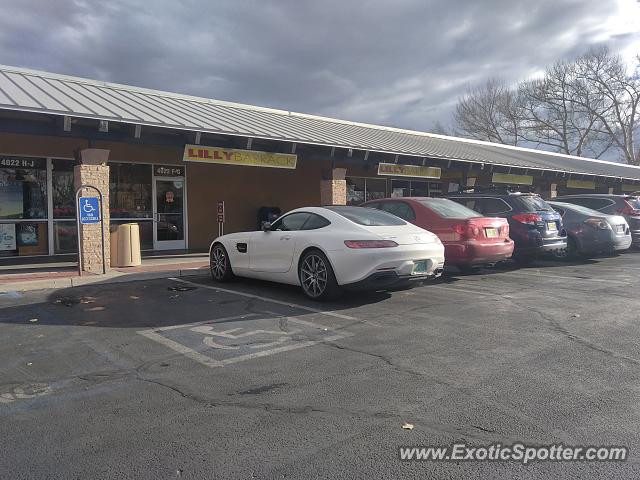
[[261, 221, 272, 232]]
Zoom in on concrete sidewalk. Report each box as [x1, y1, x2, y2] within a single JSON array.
[[0, 256, 209, 293]]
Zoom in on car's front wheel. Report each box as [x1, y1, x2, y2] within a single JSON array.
[[210, 243, 234, 282], [298, 250, 341, 300]]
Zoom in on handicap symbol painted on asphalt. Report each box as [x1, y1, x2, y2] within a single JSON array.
[[190, 324, 303, 350]]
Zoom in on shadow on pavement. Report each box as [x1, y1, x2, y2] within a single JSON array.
[[0, 274, 393, 329]]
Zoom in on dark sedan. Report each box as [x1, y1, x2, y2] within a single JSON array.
[[554, 194, 640, 248], [549, 201, 632, 258]]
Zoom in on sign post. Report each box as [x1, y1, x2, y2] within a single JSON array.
[[75, 185, 107, 276], [217, 201, 225, 237]]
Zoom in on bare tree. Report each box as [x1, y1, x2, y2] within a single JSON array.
[[572, 48, 640, 164], [517, 60, 613, 158], [430, 120, 451, 136], [453, 78, 522, 146], [451, 48, 639, 163]]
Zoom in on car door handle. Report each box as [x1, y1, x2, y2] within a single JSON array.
[[281, 235, 291, 240]]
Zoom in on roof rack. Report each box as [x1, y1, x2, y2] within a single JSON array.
[[457, 184, 536, 194]]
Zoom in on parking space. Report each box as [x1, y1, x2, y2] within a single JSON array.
[[2, 254, 640, 478]]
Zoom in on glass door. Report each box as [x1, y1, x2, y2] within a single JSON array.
[[153, 177, 186, 250]]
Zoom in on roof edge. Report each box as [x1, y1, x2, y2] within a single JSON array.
[[0, 63, 638, 173]]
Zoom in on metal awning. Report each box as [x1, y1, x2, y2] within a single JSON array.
[[1, 63, 639, 181]]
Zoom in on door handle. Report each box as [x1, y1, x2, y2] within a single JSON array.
[[281, 235, 291, 241]]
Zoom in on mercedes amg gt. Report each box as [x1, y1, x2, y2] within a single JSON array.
[[208, 206, 445, 300]]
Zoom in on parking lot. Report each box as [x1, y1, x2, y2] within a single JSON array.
[[2, 254, 640, 479]]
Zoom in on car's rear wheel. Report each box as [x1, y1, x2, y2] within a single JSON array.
[[565, 236, 580, 260], [210, 243, 234, 282], [298, 250, 341, 300]]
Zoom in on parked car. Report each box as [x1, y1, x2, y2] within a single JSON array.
[[553, 194, 640, 248], [209, 206, 445, 300], [548, 201, 632, 258], [361, 197, 514, 271], [444, 188, 567, 263]]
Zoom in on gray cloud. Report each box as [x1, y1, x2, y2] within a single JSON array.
[[0, 0, 638, 131]]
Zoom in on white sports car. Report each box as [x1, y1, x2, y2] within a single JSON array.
[[209, 206, 445, 300]]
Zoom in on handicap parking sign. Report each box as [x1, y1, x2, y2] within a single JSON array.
[[79, 197, 101, 224]]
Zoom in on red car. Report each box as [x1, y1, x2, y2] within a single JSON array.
[[361, 197, 514, 270]]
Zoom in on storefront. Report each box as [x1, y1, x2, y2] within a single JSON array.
[[345, 162, 443, 205], [0, 152, 190, 258], [0, 134, 326, 259], [2, 64, 640, 266]]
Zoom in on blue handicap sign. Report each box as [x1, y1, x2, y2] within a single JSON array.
[[79, 197, 101, 224]]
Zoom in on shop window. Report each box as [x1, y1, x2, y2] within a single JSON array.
[[347, 178, 365, 205], [0, 222, 48, 257], [347, 177, 389, 205], [0, 165, 47, 219], [365, 178, 387, 202], [427, 182, 442, 197], [53, 221, 77, 254], [109, 163, 152, 219], [390, 180, 410, 197], [411, 181, 429, 197], [0, 158, 48, 257], [52, 159, 77, 219]]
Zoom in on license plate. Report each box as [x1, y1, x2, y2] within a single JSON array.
[[615, 225, 625, 233], [547, 222, 557, 231], [412, 260, 429, 275], [484, 227, 498, 238]]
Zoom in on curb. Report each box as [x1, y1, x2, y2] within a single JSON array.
[[0, 267, 209, 293]]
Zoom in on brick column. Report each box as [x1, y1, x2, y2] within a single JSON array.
[[320, 168, 347, 206], [74, 149, 110, 274]]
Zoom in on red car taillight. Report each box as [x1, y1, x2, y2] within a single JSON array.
[[501, 223, 509, 236], [453, 223, 480, 239], [344, 240, 399, 248], [619, 203, 640, 216], [512, 213, 542, 225]]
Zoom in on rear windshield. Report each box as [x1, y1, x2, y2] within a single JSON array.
[[512, 195, 554, 213], [550, 202, 601, 217], [326, 206, 406, 226], [421, 198, 482, 218], [625, 197, 640, 209]]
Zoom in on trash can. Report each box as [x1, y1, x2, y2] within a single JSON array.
[[110, 223, 142, 267]]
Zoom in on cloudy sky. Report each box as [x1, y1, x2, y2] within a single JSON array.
[[0, 0, 638, 132]]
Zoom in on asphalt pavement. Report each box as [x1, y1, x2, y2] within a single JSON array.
[[2, 254, 640, 479]]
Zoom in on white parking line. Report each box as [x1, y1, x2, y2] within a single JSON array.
[[137, 311, 353, 368], [137, 330, 224, 368], [220, 332, 349, 366], [150, 314, 260, 332], [429, 284, 508, 297]]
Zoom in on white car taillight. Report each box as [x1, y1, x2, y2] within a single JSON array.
[[344, 240, 399, 248]]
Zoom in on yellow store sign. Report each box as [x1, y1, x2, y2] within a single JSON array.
[[377, 162, 441, 179], [566, 179, 596, 189], [183, 145, 297, 169], [492, 173, 533, 185]]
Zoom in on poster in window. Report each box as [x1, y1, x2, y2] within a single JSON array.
[[0, 182, 24, 218], [17, 223, 38, 246], [0, 224, 16, 250]]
